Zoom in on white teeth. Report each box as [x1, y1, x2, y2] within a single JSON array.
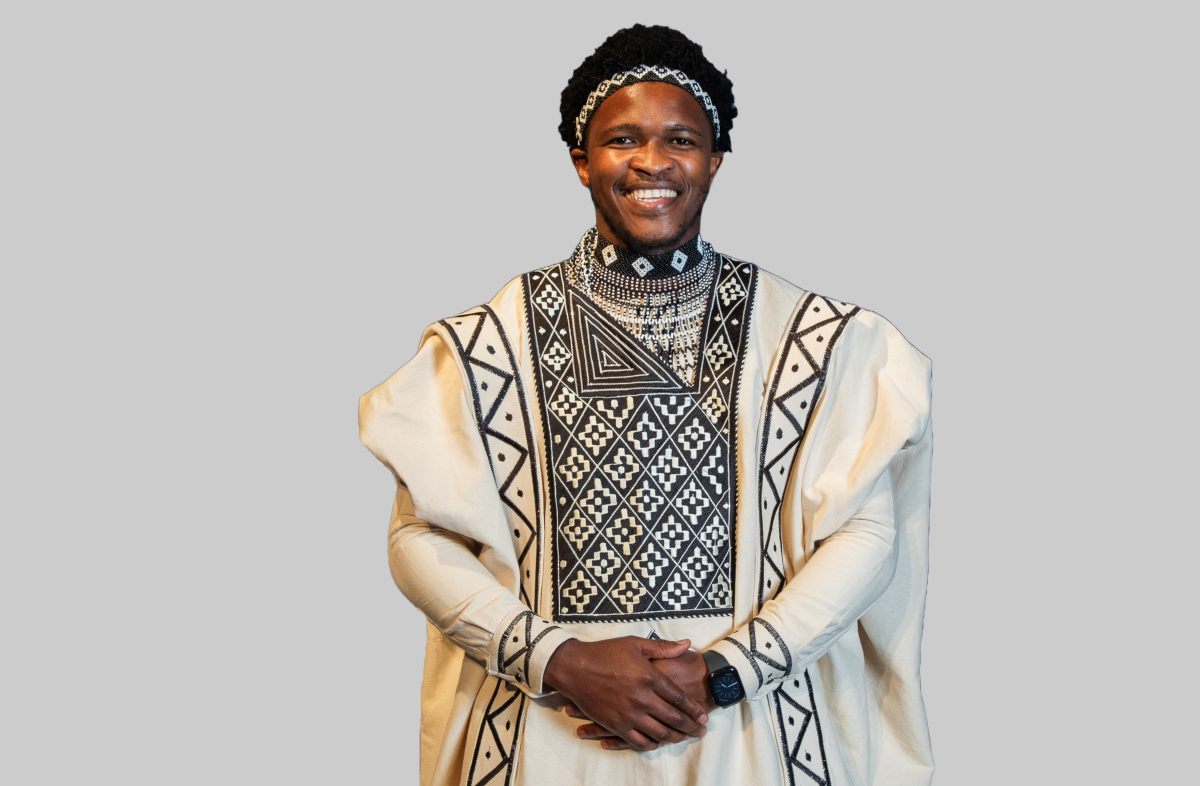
[[628, 188, 678, 200]]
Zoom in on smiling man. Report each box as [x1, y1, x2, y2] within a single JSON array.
[[360, 25, 935, 786]]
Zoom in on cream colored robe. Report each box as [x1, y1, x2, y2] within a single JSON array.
[[360, 258, 934, 786]]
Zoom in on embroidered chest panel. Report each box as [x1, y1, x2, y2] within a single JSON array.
[[523, 258, 757, 622]]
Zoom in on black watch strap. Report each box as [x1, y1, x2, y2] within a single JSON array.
[[702, 650, 730, 673]]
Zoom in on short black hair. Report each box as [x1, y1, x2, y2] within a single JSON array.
[[559, 25, 737, 153]]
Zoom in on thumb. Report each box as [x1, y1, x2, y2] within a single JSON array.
[[636, 637, 691, 660]]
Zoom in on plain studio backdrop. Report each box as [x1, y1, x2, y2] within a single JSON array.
[[2, 2, 1195, 784]]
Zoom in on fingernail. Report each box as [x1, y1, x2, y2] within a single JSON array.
[[699, 714, 708, 723], [576, 728, 586, 739], [600, 741, 609, 750]]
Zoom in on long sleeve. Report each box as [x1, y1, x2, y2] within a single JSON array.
[[709, 310, 933, 700], [361, 332, 573, 695]]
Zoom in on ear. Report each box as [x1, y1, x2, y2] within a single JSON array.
[[570, 148, 591, 187], [709, 151, 724, 179]]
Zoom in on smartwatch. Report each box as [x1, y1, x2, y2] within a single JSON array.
[[701, 650, 746, 707]]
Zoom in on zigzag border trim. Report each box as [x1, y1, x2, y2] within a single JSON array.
[[756, 294, 859, 608], [439, 306, 544, 608]]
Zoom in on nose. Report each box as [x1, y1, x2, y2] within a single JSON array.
[[630, 139, 674, 177]]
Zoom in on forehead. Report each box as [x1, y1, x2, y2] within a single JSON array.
[[588, 81, 712, 134]]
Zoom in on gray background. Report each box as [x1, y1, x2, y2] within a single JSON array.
[[2, 1, 1195, 783]]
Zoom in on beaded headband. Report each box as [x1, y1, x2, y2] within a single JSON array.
[[573, 64, 721, 149]]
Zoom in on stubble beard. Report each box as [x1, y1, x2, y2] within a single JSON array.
[[591, 179, 711, 255]]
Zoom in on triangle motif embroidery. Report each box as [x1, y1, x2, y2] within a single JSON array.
[[568, 289, 686, 396]]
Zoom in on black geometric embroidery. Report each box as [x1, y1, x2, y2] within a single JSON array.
[[524, 258, 756, 622], [465, 679, 527, 786], [773, 670, 831, 786], [721, 617, 792, 690], [440, 306, 544, 609], [751, 292, 854, 786], [757, 294, 859, 607], [497, 611, 562, 689], [568, 290, 687, 395]]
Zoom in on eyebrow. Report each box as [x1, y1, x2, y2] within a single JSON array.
[[597, 122, 707, 138]]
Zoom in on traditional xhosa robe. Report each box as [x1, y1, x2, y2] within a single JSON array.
[[360, 230, 935, 786]]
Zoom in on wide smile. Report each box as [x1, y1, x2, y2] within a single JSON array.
[[623, 187, 679, 210]]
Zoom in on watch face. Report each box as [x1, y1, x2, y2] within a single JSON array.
[[710, 666, 744, 706]]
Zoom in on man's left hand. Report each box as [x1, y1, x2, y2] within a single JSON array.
[[568, 650, 719, 751]]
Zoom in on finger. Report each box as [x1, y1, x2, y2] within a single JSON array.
[[563, 703, 581, 718], [635, 637, 692, 661], [648, 700, 708, 738], [635, 716, 689, 747], [647, 672, 709, 727], [619, 728, 659, 752], [575, 723, 619, 740], [600, 739, 636, 751]]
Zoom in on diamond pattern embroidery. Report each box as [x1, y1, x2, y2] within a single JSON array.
[[649, 447, 687, 492], [604, 508, 643, 556], [707, 574, 732, 606], [580, 479, 618, 523], [525, 256, 755, 621], [654, 515, 692, 559], [579, 416, 614, 456], [544, 342, 572, 372], [601, 447, 639, 489], [563, 571, 598, 613], [704, 333, 733, 371], [629, 481, 665, 521], [563, 510, 596, 552], [557, 447, 591, 489], [626, 412, 663, 457], [718, 276, 746, 305], [678, 418, 713, 459], [699, 388, 727, 424], [584, 541, 620, 584], [534, 284, 564, 317], [661, 571, 698, 610], [698, 516, 728, 554], [633, 542, 669, 588], [550, 388, 584, 425], [612, 572, 647, 612], [595, 397, 635, 428], [680, 546, 715, 586], [674, 480, 712, 526]]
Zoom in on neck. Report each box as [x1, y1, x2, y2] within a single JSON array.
[[595, 220, 701, 257]]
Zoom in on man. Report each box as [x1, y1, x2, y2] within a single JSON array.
[[360, 25, 934, 786]]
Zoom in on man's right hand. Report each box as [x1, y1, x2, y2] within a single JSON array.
[[543, 637, 709, 752]]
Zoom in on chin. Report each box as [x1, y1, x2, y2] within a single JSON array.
[[616, 216, 694, 253]]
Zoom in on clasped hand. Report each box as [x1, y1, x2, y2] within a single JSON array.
[[542, 637, 718, 752]]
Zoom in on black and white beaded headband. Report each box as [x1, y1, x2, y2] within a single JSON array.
[[573, 64, 721, 148]]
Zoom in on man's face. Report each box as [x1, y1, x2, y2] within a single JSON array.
[[571, 81, 723, 255]]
